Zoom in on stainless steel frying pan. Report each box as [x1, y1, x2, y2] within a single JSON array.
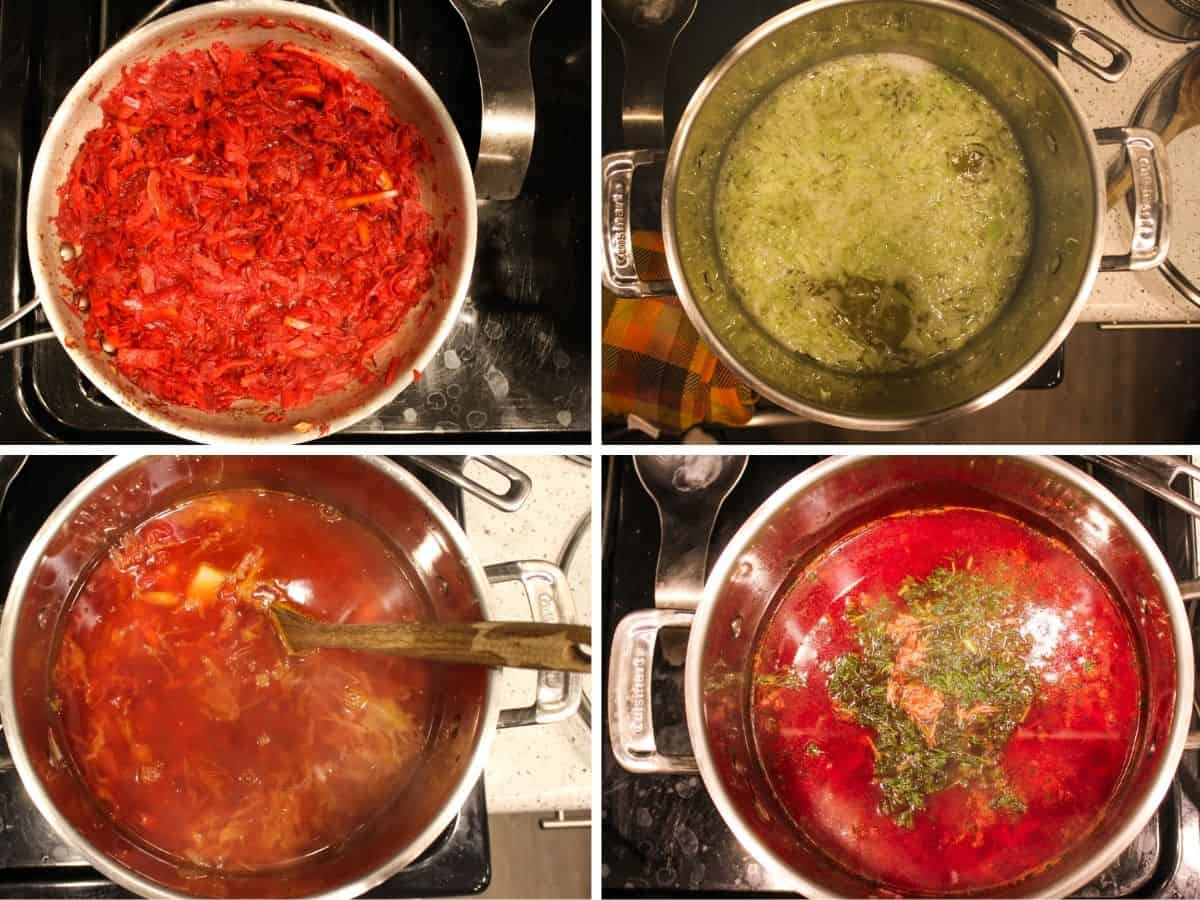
[[11, 0, 478, 443]]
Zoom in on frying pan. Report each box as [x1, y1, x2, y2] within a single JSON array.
[[610, 456, 1198, 897], [9, 0, 477, 443]]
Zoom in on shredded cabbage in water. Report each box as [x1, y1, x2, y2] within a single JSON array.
[[716, 54, 1033, 373]]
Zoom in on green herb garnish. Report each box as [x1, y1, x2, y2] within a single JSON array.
[[827, 564, 1036, 828]]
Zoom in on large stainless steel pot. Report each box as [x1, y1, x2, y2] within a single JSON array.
[[601, 0, 1172, 431], [0, 456, 581, 899], [610, 455, 1197, 897], [12, 1, 477, 444]]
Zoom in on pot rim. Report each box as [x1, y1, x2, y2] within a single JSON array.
[[659, 0, 1106, 432], [26, 0, 479, 445], [0, 455, 503, 900], [682, 454, 1194, 898]]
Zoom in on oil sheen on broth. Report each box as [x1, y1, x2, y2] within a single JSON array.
[[716, 54, 1033, 373], [52, 490, 438, 871], [750, 508, 1139, 893]]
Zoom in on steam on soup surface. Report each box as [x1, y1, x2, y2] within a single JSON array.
[[52, 490, 437, 870], [716, 54, 1033, 373], [751, 506, 1140, 894]]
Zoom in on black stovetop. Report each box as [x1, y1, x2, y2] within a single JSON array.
[[600, 0, 1065, 440], [0, 456, 489, 899], [0, 0, 589, 443], [600, 455, 1200, 898]]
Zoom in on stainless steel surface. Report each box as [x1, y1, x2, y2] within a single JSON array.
[[601, 149, 673, 298], [0, 457, 23, 773], [557, 510, 591, 577], [488, 560, 584, 728], [1130, 48, 1200, 311], [610, 455, 1195, 897], [537, 810, 591, 830], [448, 0, 552, 201], [1116, 0, 1200, 42], [975, 0, 1132, 81], [1086, 455, 1200, 520], [557, 507, 592, 732], [410, 455, 533, 512], [1098, 321, 1200, 328], [0, 298, 55, 355], [602, 0, 698, 148], [608, 608, 699, 774], [1182, 579, 1200, 750], [1095, 127, 1172, 272], [0, 456, 579, 899], [632, 455, 746, 610], [605, 0, 1173, 431], [25, 1, 477, 443]]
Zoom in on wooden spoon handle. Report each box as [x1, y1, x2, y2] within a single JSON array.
[[270, 603, 591, 673]]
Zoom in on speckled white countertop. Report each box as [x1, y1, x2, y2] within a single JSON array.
[[1061, 1, 1199, 323], [465, 456, 592, 814]]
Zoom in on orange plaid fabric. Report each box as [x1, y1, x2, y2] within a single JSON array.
[[602, 232, 754, 433]]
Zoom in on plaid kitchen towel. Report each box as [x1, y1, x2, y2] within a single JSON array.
[[602, 231, 755, 433]]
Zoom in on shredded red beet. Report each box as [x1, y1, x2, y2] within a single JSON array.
[[56, 41, 440, 413]]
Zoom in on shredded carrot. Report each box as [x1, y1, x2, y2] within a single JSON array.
[[336, 188, 399, 211]]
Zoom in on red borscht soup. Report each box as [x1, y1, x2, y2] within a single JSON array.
[[751, 506, 1141, 894], [52, 490, 436, 871]]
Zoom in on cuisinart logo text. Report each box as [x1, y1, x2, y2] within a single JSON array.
[[629, 645, 649, 733]]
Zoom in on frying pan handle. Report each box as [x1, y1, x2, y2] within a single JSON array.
[[0, 298, 56, 355], [1095, 128, 1171, 273], [1083, 455, 1200, 519], [486, 560, 585, 727], [450, 0, 550, 201], [608, 608, 699, 774], [601, 150, 675, 298], [409, 456, 532, 513], [975, 0, 1131, 82]]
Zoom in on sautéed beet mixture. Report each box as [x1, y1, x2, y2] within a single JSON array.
[[751, 507, 1140, 894], [55, 40, 440, 416], [52, 491, 436, 870]]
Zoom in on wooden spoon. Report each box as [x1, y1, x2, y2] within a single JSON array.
[[1108, 54, 1200, 209], [267, 601, 591, 674]]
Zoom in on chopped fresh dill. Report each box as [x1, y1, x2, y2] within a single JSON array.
[[827, 565, 1036, 827]]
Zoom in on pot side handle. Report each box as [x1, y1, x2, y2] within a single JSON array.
[[601, 150, 675, 298], [608, 608, 699, 774], [975, 0, 1131, 82], [1096, 128, 1171, 273], [1084, 455, 1200, 519], [409, 456, 532, 513], [485, 560, 584, 728]]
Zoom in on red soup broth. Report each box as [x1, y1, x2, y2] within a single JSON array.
[[51, 489, 437, 871], [751, 506, 1141, 894]]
